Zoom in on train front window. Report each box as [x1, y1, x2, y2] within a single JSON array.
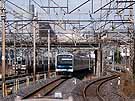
[[57, 55, 73, 65]]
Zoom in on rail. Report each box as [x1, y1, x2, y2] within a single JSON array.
[[22, 76, 69, 99], [97, 71, 128, 101], [83, 74, 119, 101], [0, 72, 57, 95], [96, 75, 119, 101]]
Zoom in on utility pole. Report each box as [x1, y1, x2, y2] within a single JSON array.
[[91, 0, 94, 13], [48, 0, 50, 14], [94, 50, 97, 75], [14, 21, 17, 75], [67, 0, 69, 13], [42, 50, 44, 73], [33, 16, 36, 82], [88, 50, 91, 70], [31, 3, 36, 82], [96, 46, 102, 77], [112, 48, 115, 70], [0, 0, 6, 97], [131, 0, 135, 74], [129, 0, 135, 74], [48, 29, 50, 77], [96, 33, 102, 77]]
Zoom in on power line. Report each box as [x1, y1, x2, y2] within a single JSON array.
[[6, 4, 30, 19], [31, 0, 48, 14], [50, 0, 67, 13], [6, 0, 32, 15]]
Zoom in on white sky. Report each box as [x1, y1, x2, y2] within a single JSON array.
[[6, 0, 113, 20], [5, 0, 135, 35]]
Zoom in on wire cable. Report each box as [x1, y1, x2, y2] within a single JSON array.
[[6, 0, 32, 15], [31, 0, 48, 14]]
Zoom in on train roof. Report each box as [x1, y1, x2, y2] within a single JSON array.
[[57, 52, 73, 56]]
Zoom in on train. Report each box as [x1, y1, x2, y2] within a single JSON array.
[[0, 49, 56, 74], [55, 53, 92, 73]]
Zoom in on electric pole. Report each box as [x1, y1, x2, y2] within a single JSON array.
[[0, 0, 6, 97], [48, 29, 50, 77], [14, 21, 17, 75], [33, 16, 36, 82]]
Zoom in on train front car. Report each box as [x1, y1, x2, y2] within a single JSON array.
[[55, 53, 73, 74]]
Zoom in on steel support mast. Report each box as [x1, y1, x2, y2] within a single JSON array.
[[33, 16, 36, 82], [48, 29, 50, 77], [0, 0, 6, 97]]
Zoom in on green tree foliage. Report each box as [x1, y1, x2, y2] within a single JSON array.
[[114, 49, 121, 64]]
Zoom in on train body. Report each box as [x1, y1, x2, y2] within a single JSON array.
[[55, 53, 91, 73]]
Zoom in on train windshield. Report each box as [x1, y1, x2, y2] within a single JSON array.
[[57, 55, 73, 65]]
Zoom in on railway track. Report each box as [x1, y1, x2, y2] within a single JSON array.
[[83, 74, 120, 101], [0, 73, 46, 95], [22, 76, 69, 99]]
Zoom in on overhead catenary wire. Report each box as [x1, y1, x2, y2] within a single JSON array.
[[83, 0, 132, 45], [6, 0, 33, 16], [99, 0, 113, 32], [90, 1, 127, 32], [6, 6, 30, 19], [6, 21, 33, 43], [31, 0, 48, 14], [50, 0, 67, 13], [81, 1, 114, 31], [2, 0, 133, 46]]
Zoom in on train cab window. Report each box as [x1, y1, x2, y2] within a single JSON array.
[[57, 55, 72, 65]]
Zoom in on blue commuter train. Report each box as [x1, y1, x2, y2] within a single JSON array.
[[55, 53, 91, 73]]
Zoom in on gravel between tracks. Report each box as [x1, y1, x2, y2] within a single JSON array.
[[0, 76, 61, 101], [48, 77, 81, 99], [0, 76, 134, 101], [71, 77, 129, 101], [99, 78, 130, 101], [71, 80, 90, 101]]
